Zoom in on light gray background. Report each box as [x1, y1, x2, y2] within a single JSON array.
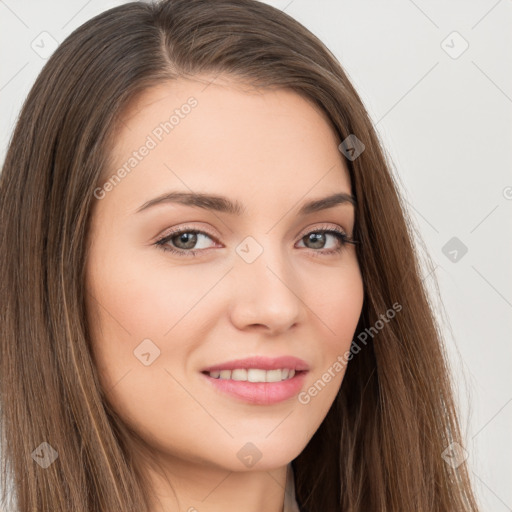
[[1, 0, 511, 510]]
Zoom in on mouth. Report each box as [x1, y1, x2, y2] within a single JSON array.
[[201, 368, 304, 382], [199, 356, 309, 405]]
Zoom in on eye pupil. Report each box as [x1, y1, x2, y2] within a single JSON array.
[[305, 232, 325, 249], [174, 232, 197, 249]]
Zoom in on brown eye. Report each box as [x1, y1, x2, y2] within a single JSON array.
[[297, 228, 349, 255], [171, 232, 199, 250], [155, 228, 218, 257], [303, 232, 328, 249]]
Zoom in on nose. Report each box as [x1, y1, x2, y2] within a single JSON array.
[[227, 242, 303, 335]]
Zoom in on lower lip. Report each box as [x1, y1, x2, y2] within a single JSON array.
[[201, 371, 308, 405]]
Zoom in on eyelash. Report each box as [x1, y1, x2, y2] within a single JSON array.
[[154, 224, 358, 258]]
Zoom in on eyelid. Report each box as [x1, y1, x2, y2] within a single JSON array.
[[156, 222, 351, 245], [295, 222, 349, 240], [154, 223, 221, 244]]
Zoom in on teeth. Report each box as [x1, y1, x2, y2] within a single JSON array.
[[207, 368, 297, 382], [231, 369, 247, 381], [248, 369, 267, 382], [265, 369, 282, 383], [219, 370, 231, 379]]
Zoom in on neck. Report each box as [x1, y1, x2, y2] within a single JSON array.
[[143, 455, 289, 512]]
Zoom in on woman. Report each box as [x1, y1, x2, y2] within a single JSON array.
[[0, 0, 480, 511]]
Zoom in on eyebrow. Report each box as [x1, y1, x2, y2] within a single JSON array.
[[135, 191, 356, 216]]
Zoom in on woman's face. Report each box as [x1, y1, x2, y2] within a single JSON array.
[[85, 76, 364, 475]]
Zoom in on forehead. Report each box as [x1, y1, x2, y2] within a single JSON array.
[[104, 76, 352, 215]]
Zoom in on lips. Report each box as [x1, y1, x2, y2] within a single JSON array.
[[201, 367, 308, 405], [200, 356, 310, 405], [201, 355, 310, 373]]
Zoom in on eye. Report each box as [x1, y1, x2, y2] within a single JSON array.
[[154, 226, 219, 257], [295, 224, 356, 256], [154, 224, 358, 257]]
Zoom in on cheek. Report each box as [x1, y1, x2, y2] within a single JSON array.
[[85, 248, 206, 450], [84, 239, 225, 390], [316, 274, 363, 336], [304, 257, 364, 347], [297, 261, 364, 409], [87, 244, 208, 341]]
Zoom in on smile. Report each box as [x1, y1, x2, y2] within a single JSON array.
[[205, 368, 296, 382]]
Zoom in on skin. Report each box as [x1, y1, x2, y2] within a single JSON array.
[[85, 75, 364, 512]]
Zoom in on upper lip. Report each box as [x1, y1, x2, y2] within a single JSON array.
[[201, 356, 310, 373]]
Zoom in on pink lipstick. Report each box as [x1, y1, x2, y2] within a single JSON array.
[[200, 356, 309, 405]]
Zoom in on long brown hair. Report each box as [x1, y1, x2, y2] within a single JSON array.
[[0, 0, 480, 510]]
